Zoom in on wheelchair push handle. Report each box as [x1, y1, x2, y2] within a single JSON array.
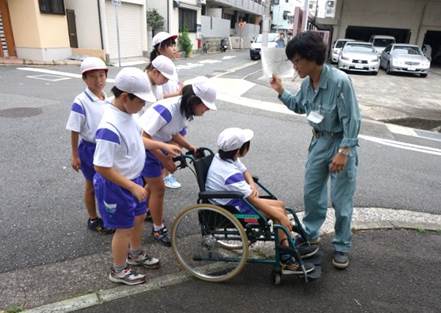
[[172, 147, 211, 169]]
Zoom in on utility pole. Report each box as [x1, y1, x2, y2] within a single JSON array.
[[112, 0, 122, 67], [262, 0, 271, 48], [303, 0, 309, 31]]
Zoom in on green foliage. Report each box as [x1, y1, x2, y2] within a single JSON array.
[[5, 304, 24, 313], [146, 9, 164, 34], [178, 26, 193, 58]]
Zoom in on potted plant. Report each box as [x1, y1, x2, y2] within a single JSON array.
[[178, 26, 193, 58]]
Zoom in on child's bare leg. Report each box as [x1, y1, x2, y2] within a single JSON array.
[[145, 176, 165, 227], [84, 180, 97, 219], [112, 228, 132, 266], [130, 214, 145, 250]]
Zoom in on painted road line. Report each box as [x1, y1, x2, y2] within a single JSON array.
[[222, 56, 236, 60], [360, 134, 441, 156], [385, 123, 417, 137], [17, 67, 116, 83], [26, 74, 71, 82]]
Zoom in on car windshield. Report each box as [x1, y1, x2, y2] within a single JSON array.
[[335, 40, 349, 48], [373, 38, 395, 47], [255, 34, 278, 43], [344, 44, 374, 53], [392, 46, 421, 55]]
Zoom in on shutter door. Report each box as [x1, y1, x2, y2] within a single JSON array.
[[105, 1, 143, 59]]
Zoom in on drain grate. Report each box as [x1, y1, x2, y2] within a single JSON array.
[[0, 107, 43, 118]]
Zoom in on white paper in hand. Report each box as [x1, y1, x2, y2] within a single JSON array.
[[261, 47, 294, 79]]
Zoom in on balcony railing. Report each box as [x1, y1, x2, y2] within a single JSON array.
[[211, 0, 264, 15]]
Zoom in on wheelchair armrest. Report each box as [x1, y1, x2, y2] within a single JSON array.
[[199, 190, 244, 200]]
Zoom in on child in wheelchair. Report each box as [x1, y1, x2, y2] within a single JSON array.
[[205, 127, 316, 274]]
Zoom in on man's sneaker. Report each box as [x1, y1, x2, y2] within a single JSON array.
[[127, 251, 160, 269], [164, 174, 182, 189], [108, 266, 145, 285], [152, 226, 171, 247], [87, 218, 114, 234], [332, 251, 350, 269], [281, 257, 315, 275]]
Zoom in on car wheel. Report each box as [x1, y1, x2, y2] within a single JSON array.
[[420, 73, 427, 78], [373, 70, 378, 75]]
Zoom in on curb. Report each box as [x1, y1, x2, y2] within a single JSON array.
[[15, 207, 441, 313]]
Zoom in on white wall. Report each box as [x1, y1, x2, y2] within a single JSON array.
[[65, 0, 102, 50], [201, 15, 230, 38], [272, 0, 296, 30], [170, 0, 202, 51]]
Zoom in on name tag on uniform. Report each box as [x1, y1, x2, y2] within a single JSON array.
[[307, 111, 324, 124]]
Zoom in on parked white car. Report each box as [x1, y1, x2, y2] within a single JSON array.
[[330, 38, 355, 63], [249, 33, 278, 60], [380, 44, 430, 77], [369, 35, 396, 55], [338, 41, 380, 74]]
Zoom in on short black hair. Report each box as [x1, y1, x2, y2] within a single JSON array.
[[149, 37, 176, 61], [285, 31, 326, 65], [111, 86, 137, 100], [179, 84, 202, 120], [82, 69, 108, 80], [218, 141, 251, 161]]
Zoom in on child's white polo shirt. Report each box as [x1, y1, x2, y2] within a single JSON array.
[[66, 88, 109, 143], [93, 105, 145, 180], [137, 96, 188, 143], [205, 154, 252, 206], [162, 80, 179, 96]]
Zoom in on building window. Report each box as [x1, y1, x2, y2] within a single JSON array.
[[39, 0, 65, 15], [179, 8, 196, 32]]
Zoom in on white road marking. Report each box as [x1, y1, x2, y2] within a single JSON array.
[[17, 67, 116, 83], [198, 59, 221, 64], [222, 56, 236, 60], [359, 134, 441, 156], [386, 124, 417, 137], [26, 74, 71, 82]]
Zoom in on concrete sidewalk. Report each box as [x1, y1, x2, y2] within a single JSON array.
[[1, 207, 440, 312]]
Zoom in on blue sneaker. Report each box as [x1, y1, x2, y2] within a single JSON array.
[[164, 174, 181, 189]]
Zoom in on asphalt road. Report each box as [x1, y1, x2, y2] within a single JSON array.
[[0, 51, 440, 309]]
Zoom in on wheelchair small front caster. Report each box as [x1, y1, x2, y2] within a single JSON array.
[[271, 271, 281, 285]]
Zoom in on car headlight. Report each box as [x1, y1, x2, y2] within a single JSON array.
[[341, 55, 349, 61]]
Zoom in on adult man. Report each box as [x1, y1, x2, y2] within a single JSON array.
[[270, 31, 360, 269]]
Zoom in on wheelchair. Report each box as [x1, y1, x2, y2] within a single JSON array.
[[170, 148, 321, 285]]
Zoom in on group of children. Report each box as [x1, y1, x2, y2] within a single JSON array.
[[66, 32, 315, 286]]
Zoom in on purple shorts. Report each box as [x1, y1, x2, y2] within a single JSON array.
[[141, 150, 163, 178], [225, 199, 256, 215], [93, 174, 147, 229], [78, 140, 96, 181]]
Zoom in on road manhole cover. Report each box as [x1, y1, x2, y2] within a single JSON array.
[[0, 107, 43, 118]]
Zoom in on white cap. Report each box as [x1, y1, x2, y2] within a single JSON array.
[[217, 128, 254, 152], [152, 31, 178, 47], [80, 57, 108, 74], [192, 76, 217, 110], [152, 55, 178, 81], [115, 67, 156, 103]]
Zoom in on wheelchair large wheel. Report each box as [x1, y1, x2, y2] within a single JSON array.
[[171, 204, 249, 282]]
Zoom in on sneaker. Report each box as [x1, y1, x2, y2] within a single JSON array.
[[332, 251, 350, 269], [293, 236, 319, 258], [152, 226, 171, 247], [281, 257, 315, 275], [87, 218, 114, 234], [108, 266, 145, 285], [164, 174, 182, 189], [128, 251, 160, 269]]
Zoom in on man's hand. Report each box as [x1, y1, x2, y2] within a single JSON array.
[[270, 74, 284, 95], [129, 183, 148, 202], [329, 153, 348, 173], [71, 155, 81, 172]]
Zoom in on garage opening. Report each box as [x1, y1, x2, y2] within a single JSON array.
[[345, 26, 411, 43], [423, 30, 441, 65]]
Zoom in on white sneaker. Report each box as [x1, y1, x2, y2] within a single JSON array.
[[164, 174, 181, 189]]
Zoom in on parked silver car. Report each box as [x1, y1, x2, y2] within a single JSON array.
[[337, 41, 380, 74], [330, 38, 355, 63], [380, 44, 431, 77]]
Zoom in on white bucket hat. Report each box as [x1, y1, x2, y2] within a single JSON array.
[[152, 32, 178, 47], [192, 76, 217, 111], [217, 128, 254, 152], [115, 67, 156, 103], [80, 57, 108, 74], [151, 55, 178, 81]]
